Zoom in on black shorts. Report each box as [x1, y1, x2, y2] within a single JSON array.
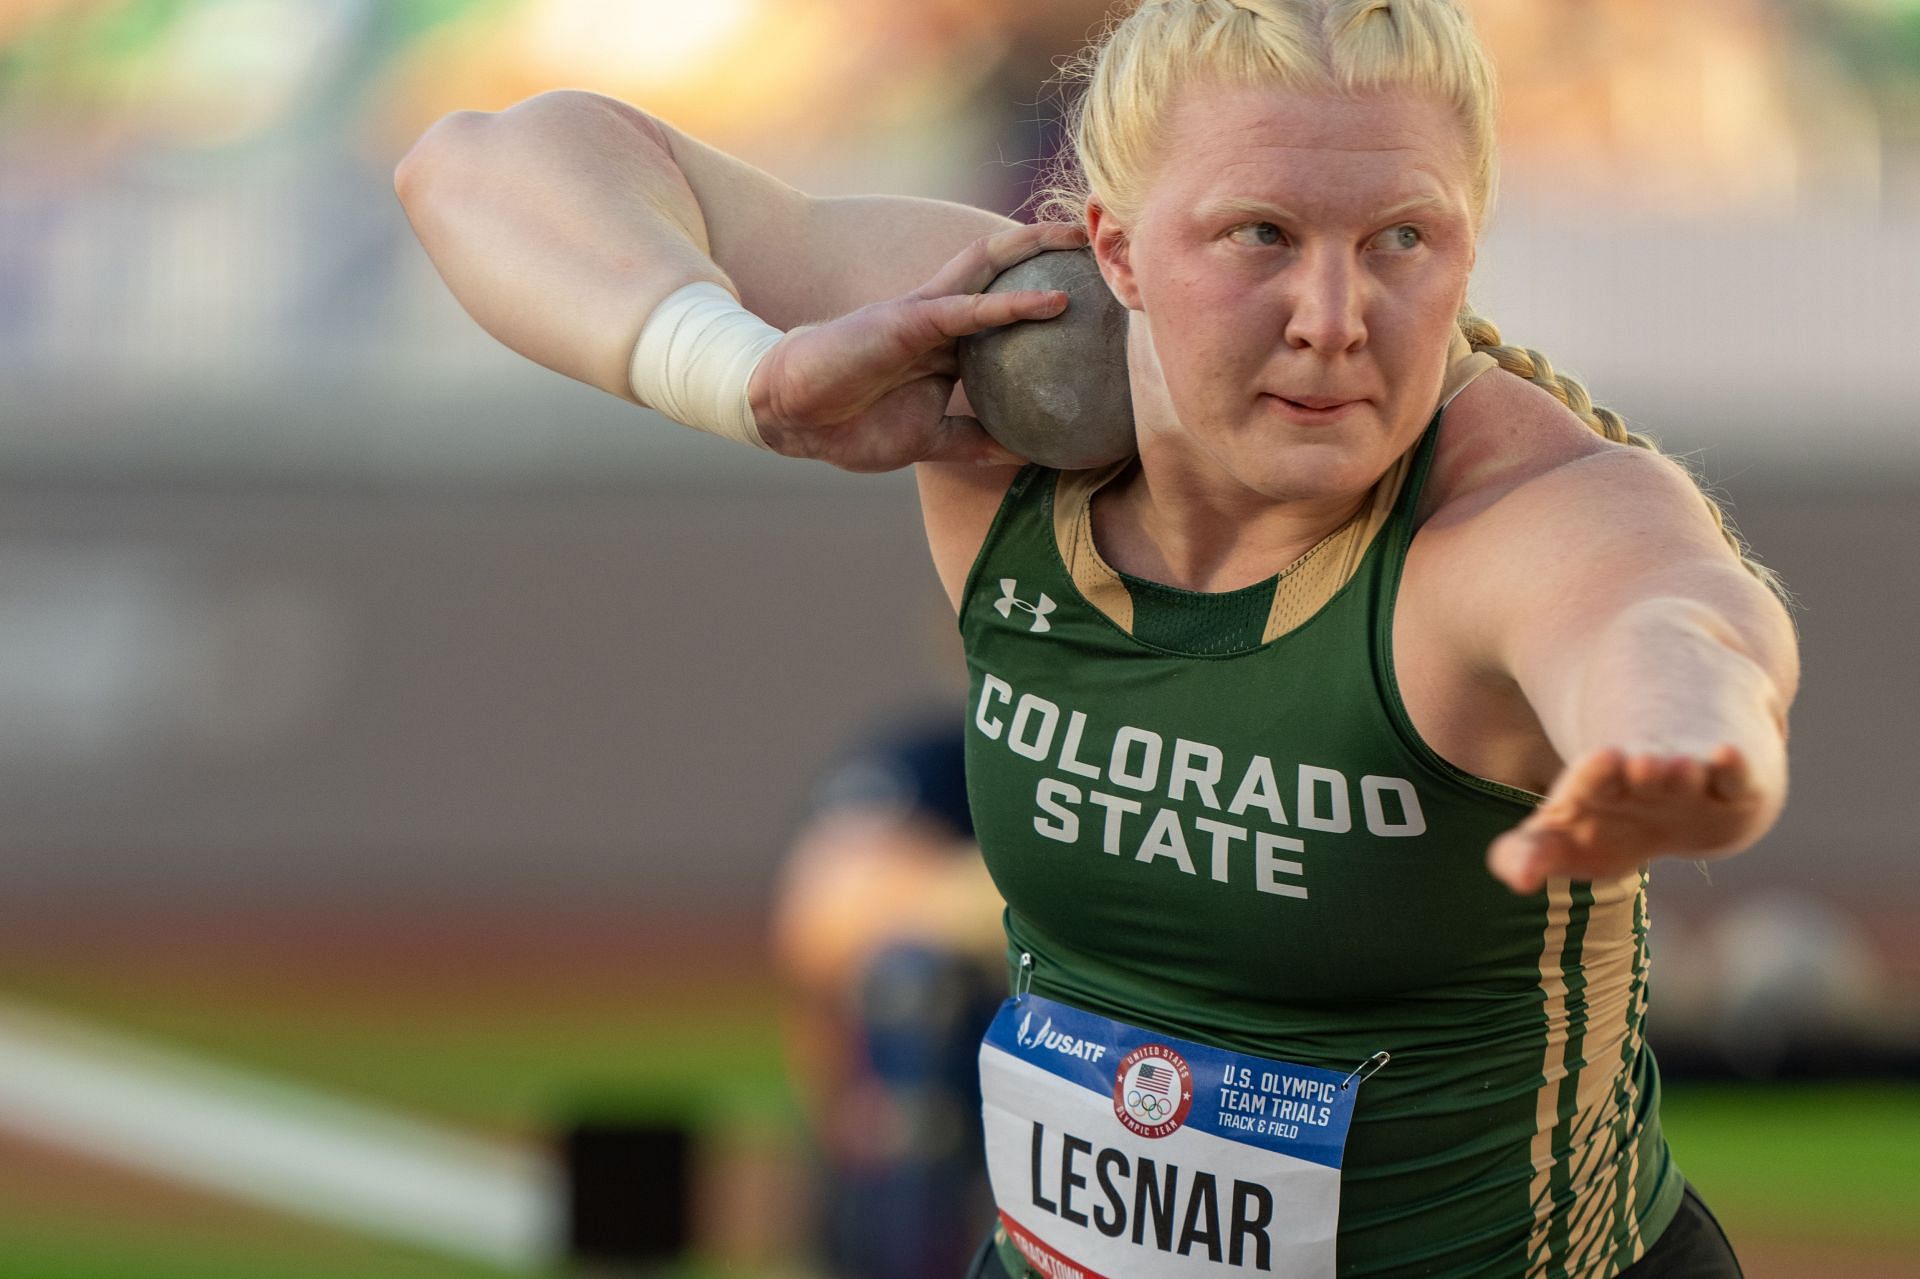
[[962, 1182, 1743, 1278]]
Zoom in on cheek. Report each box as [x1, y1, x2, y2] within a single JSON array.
[[1409, 251, 1473, 327], [1134, 247, 1283, 419], [1377, 271, 1469, 366], [1159, 284, 1266, 378], [1141, 285, 1236, 386], [1159, 320, 1250, 417]]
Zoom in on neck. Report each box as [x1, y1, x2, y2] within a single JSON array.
[[1096, 318, 1376, 592], [1095, 447, 1370, 592]]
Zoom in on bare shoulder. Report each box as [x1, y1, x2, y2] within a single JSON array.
[[1418, 368, 1618, 525], [1424, 372, 1729, 577], [1413, 368, 1790, 664]]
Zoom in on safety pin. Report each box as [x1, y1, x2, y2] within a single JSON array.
[[1015, 951, 1035, 1000], [1340, 1051, 1391, 1091]]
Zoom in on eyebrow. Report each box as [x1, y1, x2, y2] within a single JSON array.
[[1197, 194, 1452, 223]]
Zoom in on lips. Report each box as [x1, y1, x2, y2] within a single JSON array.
[[1264, 394, 1362, 426]]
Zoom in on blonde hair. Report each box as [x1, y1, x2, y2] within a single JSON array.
[[1033, 0, 1783, 599], [1036, 0, 1498, 229]]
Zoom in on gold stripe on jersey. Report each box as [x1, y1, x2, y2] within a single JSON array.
[[1525, 878, 1575, 1278], [1563, 871, 1646, 1275], [1261, 444, 1408, 640], [1052, 462, 1135, 631], [1523, 870, 1647, 1279], [1051, 453, 1411, 644], [1606, 880, 1654, 1272]]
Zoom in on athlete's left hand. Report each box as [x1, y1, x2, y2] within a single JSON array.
[[1487, 745, 1770, 894]]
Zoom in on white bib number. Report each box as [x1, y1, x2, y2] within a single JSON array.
[[979, 995, 1364, 1278]]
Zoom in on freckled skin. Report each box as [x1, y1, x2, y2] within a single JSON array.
[[1088, 83, 1480, 564]]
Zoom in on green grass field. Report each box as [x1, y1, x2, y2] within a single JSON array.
[[1659, 1083, 1920, 1253], [2, 920, 1915, 1279]]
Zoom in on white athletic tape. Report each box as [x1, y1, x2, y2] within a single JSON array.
[[0, 998, 562, 1268], [628, 281, 784, 449]]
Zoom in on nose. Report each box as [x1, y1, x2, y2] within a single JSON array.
[[1282, 248, 1367, 355]]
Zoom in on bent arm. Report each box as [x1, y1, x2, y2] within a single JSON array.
[[393, 89, 1012, 400], [394, 89, 1033, 605], [394, 91, 737, 398]]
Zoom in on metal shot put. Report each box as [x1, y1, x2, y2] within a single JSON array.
[[958, 248, 1134, 470]]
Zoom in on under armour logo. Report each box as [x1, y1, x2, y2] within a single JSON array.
[[995, 579, 1056, 633]]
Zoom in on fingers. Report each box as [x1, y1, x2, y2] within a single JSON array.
[[917, 346, 961, 379], [1488, 812, 1643, 896], [1491, 742, 1757, 894], [922, 414, 1028, 467], [906, 288, 1070, 346], [1487, 825, 1574, 896], [1547, 747, 1626, 813], [1553, 746, 1750, 816], [1623, 752, 1672, 790], [1705, 743, 1751, 801], [1486, 830, 1538, 895], [916, 221, 1091, 299]]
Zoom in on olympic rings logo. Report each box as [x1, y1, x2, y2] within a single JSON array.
[[1127, 1090, 1171, 1121], [1113, 1045, 1193, 1138]]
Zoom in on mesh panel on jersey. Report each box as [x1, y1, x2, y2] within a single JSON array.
[[1118, 570, 1277, 655]]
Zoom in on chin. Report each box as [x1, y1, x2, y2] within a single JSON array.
[[1222, 434, 1393, 504]]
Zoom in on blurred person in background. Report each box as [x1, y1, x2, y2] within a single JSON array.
[[394, 0, 1798, 1275], [771, 712, 1003, 1278]]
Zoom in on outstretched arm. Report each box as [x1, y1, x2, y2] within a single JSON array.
[[1459, 448, 1799, 893]]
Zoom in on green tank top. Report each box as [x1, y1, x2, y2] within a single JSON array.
[[960, 421, 1683, 1278]]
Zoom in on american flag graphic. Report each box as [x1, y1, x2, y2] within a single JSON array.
[[1135, 1062, 1173, 1096]]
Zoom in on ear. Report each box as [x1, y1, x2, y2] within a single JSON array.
[[1086, 198, 1142, 311]]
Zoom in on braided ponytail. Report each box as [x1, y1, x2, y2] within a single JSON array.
[[1458, 311, 1789, 604]]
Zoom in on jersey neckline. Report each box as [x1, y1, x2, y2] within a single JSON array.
[[1041, 424, 1432, 660]]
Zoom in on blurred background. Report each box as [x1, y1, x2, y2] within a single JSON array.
[[1, 0, 1917, 1275]]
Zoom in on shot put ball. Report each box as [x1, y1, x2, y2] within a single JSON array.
[[958, 247, 1135, 470]]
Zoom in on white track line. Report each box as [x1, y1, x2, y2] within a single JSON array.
[[0, 998, 563, 1269]]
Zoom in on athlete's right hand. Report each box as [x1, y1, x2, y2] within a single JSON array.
[[746, 221, 1089, 471]]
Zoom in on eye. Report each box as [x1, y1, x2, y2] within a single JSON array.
[[1372, 224, 1423, 252], [1228, 221, 1285, 247]]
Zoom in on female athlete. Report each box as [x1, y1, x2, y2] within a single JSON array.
[[395, 1, 1798, 1274]]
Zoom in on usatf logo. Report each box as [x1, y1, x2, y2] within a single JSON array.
[[995, 579, 1056, 633], [1113, 1045, 1193, 1139], [1016, 1011, 1109, 1064]]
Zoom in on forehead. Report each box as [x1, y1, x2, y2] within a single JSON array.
[[1146, 82, 1472, 222]]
